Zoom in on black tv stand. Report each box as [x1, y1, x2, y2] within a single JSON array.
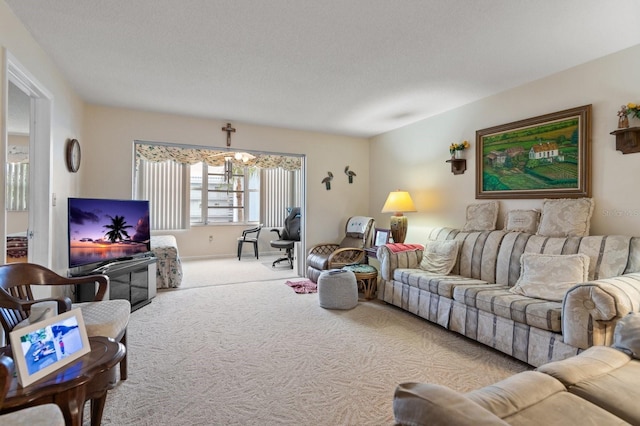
[[74, 256, 157, 311]]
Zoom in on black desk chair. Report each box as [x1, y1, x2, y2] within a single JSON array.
[[270, 208, 301, 269], [237, 224, 263, 260]]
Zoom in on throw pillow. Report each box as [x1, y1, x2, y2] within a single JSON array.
[[536, 198, 594, 237], [612, 312, 640, 359], [510, 253, 590, 302], [419, 240, 460, 274], [504, 209, 540, 234], [461, 201, 499, 232], [394, 382, 509, 426]]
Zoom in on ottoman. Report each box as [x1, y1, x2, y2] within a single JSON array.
[[318, 269, 358, 310]]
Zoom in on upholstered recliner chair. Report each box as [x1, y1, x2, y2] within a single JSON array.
[[306, 216, 375, 283]]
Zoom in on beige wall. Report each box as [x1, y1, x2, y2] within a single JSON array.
[[1, 0, 85, 273], [370, 44, 640, 242], [82, 105, 370, 259], [4, 0, 640, 270]]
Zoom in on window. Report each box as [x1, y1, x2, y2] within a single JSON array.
[[189, 162, 260, 225], [134, 142, 302, 230]]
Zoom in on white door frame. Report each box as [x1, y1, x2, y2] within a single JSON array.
[[3, 49, 53, 267]]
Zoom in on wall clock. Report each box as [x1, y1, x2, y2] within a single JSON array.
[[66, 138, 81, 172]]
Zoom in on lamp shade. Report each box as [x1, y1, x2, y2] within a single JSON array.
[[381, 191, 417, 214]]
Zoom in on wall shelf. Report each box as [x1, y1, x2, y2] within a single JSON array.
[[446, 158, 466, 175], [610, 126, 640, 154]]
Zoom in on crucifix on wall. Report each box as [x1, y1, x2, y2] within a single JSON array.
[[222, 123, 236, 147]]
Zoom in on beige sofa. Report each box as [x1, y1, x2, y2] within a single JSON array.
[[377, 227, 640, 367], [393, 344, 639, 425]]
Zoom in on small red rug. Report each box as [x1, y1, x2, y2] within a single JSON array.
[[285, 279, 317, 294]]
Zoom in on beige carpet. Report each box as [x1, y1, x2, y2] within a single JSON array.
[[97, 280, 530, 425], [179, 255, 300, 289]]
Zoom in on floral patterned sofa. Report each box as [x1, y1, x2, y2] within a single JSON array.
[[377, 227, 640, 367], [150, 235, 183, 288]]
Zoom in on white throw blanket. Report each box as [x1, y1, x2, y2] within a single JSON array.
[[346, 216, 373, 234]]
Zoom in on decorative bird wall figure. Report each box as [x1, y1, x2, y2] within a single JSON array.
[[344, 166, 356, 184], [321, 171, 334, 190]]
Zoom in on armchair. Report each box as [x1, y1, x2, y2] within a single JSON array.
[[306, 216, 375, 283], [0, 263, 130, 381]]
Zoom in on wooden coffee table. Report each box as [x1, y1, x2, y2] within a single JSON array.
[[0, 336, 125, 426]]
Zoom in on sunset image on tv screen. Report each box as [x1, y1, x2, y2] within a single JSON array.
[[68, 198, 150, 268]]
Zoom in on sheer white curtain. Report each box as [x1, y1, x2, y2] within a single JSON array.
[[6, 162, 29, 211]]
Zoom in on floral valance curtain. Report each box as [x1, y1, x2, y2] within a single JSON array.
[[135, 143, 301, 171]]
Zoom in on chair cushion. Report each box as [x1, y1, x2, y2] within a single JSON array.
[[394, 382, 508, 426], [340, 236, 363, 248], [0, 403, 65, 426], [271, 240, 294, 250], [73, 299, 130, 339], [342, 264, 377, 274], [453, 284, 562, 332]]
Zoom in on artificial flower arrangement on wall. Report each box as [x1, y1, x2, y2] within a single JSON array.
[[449, 140, 470, 159], [617, 103, 640, 129]]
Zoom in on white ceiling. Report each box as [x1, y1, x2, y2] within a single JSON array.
[[6, 0, 640, 138]]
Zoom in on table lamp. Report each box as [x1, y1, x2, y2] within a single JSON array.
[[381, 190, 417, 244]]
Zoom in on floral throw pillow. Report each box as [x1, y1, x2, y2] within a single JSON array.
[[419, 240, 460, 275], [504, 209, 540, 234], [461, 201, 499, 232], [536, 198, 594, 237], [510, 253, 590, 302]]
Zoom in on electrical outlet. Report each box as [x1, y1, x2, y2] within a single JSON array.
[[209, 235, 213, 242]]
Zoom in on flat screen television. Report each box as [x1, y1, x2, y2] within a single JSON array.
[[68, 197, 151, 269]]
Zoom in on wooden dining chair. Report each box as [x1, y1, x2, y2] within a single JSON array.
[[0, 263, 130, 381]]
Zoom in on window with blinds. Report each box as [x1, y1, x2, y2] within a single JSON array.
[[134, 141, 302, 230], [134, 159, 189, 230]]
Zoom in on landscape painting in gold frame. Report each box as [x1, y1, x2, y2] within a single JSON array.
[[476, 105, 591, 199]]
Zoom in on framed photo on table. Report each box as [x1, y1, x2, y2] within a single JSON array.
[[373, 228, 391, 247], [9, 308, 90, 387], [476, 104, 591, 199]]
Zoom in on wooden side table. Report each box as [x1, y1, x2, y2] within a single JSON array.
[[342, 264, 378, 300], [1, 336, 125, 426]]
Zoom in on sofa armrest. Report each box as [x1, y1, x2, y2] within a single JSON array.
[[563, 272, 640, 349], [393, 382, 508, 426], [376, 245, 423, 281]]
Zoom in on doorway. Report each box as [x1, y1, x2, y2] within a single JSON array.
[[6, 80, 30, 263], [4, 51, 52, 267]]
